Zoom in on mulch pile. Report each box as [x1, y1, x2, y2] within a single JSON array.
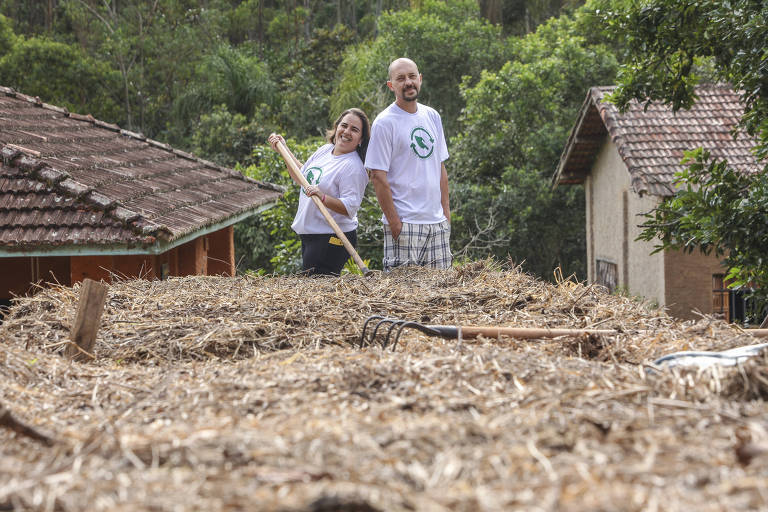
[[2, 260, 767, 511]]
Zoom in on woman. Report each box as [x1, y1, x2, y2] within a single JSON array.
[[268, 107, 370, 276]]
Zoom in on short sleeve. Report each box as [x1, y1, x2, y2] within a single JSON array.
[[364, 119, 392, 172], [337, 161, 369, 218], [432, 110, 449, 162]]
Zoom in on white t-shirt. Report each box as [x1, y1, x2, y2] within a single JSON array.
[[291, 144, 368, 235], [364, 102, 449, 224]]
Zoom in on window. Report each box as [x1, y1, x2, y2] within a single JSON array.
[[712, 273, 765, 326], [596, 259, 618, 293], [712, 274, 730, 320]]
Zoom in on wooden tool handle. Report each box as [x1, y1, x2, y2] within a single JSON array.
[[459, 326, 619, 339], [275, 140, 370, 276]]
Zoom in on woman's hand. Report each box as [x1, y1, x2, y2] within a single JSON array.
[[305, 185, 321, 197], [267, 133, 285, 151]]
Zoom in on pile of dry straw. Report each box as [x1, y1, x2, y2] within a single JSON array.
[[2, 260, 768, 511]]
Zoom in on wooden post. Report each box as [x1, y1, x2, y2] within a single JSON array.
[[66, 278, 108, 361]]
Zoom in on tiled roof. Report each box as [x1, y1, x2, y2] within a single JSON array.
[[0, 86, 282, 250], [553, 84, 762, 196]]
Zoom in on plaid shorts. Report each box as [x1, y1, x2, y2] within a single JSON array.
[[383, 220, 452, 271]]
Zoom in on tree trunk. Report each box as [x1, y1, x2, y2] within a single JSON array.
[[258, 0, 264, 56], [479, 0, 502, 25], [374, 0, 382, 36], [304, 0, 311, 41], [46, 0, 55, 31]]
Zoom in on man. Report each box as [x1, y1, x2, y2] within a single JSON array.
[[365, 57, 451, 271]]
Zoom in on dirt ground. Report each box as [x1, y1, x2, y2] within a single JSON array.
[[2, 262, 767, 511]]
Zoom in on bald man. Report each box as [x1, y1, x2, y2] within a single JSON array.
[[365, 58, 452, 271]]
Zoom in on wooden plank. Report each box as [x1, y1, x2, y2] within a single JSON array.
[[66, 278, 108, 361]]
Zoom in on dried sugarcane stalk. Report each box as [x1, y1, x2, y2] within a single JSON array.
[[0, 402, 54, 446]]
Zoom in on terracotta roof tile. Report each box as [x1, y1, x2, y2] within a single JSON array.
[[0, 88, 282, 250], [553, 84, 762, 196]]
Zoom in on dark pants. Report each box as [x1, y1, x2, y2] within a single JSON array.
[[299, 230, 357, 276]]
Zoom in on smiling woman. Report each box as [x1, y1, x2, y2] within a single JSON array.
[[267, 108, 371, 276]]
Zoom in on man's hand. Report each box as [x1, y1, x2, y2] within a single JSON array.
[[390, 218, 403, 240], [371, 169, 403, 240]]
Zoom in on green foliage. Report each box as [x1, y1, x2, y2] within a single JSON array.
[[331, 42, 392, 121], [332, 0, 512, 133], [190, 104, 278, 167], [173, 44, 276, 121], [450, 11, 618, 278], [168, 44, 277, 153], [599, 0, 768, 158], [236, 139, 322, 274], [278, 26, 355, 139], [342, 257, 371, 275], [638, 149, 768, 302], [602, 0, 768, 306], [60, 0, 225, 133], [0, 34, 121, 121], [0, 14, 15, 56]]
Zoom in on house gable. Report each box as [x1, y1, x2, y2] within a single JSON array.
[[587, 136, 666, 304], [0, 86, 283, 255], [555, 84, 755, 320], [554, 85, 760, 197]]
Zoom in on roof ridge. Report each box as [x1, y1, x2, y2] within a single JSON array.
[[0, 143, 168, 240], [553, 83, 758, 196], [0, 85, 280, 193]]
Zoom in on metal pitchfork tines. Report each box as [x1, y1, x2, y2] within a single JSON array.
[[359, 315, 461, 351], [359, 314, 624, 351]]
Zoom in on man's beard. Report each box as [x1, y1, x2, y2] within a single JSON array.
[[403, 86, 419, 101]]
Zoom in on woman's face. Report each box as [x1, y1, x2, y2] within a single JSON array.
[[333, 113, 363, 154]]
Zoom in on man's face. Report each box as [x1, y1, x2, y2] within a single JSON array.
[[387, 60, 422, 103]]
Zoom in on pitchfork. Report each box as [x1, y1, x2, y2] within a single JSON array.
[[359, 314, 620, 351]]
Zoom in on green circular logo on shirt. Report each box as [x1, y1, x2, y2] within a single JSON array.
[[410, 127, 435, 159], [303, 166, 323, 195]]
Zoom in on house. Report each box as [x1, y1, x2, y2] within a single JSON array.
[[553, 85, 761, 321], [0, 86, 282, 310]]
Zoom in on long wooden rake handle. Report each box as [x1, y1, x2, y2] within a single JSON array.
[[431, 325, 768, 340], [275, 140, 370, 276], [361, 315, 768, 351], [458, 326, 620, 339]]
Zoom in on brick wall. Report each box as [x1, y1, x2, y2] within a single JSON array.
[[206, 226, 235, 276], [1, 256, 70, 300], [664, 249, 727, 319], [113, 255, 156, 280], [1, 257, 33, 299], [3, 231, 230, 302], [70, 255, 113, 284], [177, 237, 207, 276]]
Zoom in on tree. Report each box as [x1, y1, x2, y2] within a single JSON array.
[[0, 33, 121, 121], [170, 44, 276, 127], [480, 0, 588, 35], [0, 14, 16, 55], [61, 0, 224, 134], [277, 25, 355, 139], [332, 0, 512, 134], [450, 12, 618, 277], [600, 0, 768, 306], [0, 0, 62, 34]]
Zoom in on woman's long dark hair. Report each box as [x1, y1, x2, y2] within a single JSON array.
[[326, 107, 371, 161]]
